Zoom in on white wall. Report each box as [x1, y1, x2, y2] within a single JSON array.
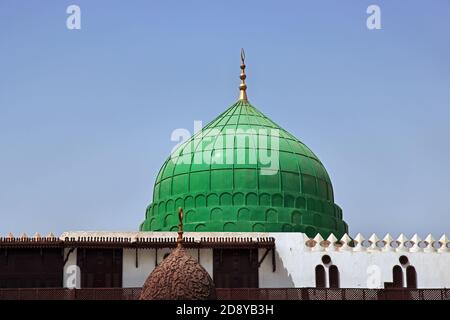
[[259, 233, 450, 289], [122, 247, 213, 288], [122, 249, 155, 288], [62, 231, 449, 289], [62, 248, 78, 288]]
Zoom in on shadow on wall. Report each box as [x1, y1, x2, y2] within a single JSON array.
[[264, 249, 296, 288]]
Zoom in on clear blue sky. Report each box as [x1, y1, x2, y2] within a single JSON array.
[[0, 0, 449, 238]]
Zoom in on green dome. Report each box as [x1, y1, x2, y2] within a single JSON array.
[[140, 100, 348, 238]]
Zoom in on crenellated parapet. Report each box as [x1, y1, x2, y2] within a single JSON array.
[[305, 233, 449, 253], [1, 231, 449, 289]]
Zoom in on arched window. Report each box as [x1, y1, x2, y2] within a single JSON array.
[[406, 266, 417, 289], [315, 265, 326, 288], [329, 265, 340, 288], [392, 265, 403, 288]]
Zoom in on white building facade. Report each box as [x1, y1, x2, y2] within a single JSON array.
[[59, 231, 450, 289]]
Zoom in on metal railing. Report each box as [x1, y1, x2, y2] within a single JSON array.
[[0, 287, 448, 300], [0, 287, 141, 300]]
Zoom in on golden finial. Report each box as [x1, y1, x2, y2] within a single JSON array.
[[239, 48, 248, 101], [177, 207, 184, 246]]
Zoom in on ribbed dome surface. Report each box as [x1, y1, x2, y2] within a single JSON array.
[[140, 100, 348, 238], [139, 246, 216, 300]]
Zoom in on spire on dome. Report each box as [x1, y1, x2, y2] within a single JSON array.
[[239, 48, 248, 101], [139, 206, 216, 300], [177, 207, 184, 246]]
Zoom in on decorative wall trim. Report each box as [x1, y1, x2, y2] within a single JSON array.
[[305, 233, 449, 253], [0, 232, 275, 250]]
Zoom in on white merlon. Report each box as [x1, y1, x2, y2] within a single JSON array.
[[438, 234, 449, 253], [368, 233, 380, 252], [340, 233, 352, 251], [410, 234, 422, 253], [311, 233, 324, 252], [304, 233, 449, 254], [382, 234, 395, 252], [353, 233, 365, 252], [424, 234, 436, 253], [396, 234, 408, 252], [325, 233, 338, 252]]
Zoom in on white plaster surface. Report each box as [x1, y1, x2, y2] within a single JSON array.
[[61, 231, 449, 289]]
